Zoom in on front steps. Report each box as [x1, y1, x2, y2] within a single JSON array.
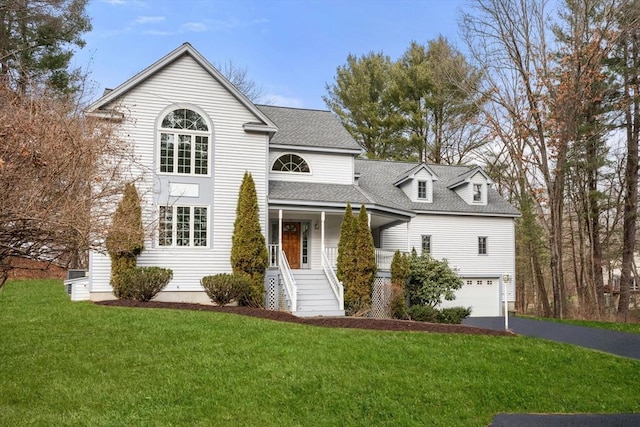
[[292, 269, 344, 317]]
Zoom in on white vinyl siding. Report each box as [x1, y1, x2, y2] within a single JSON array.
[[381, 214, 515, 304], [91, 54, 269, 293], [269, 150, 354, 185]]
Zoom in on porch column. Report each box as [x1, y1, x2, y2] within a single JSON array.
[[321, 211, 326, 254], [278, 209, 283, 252], [367, 212, 371, 227]]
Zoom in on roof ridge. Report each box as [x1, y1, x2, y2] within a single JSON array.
[[256, 104, 331, 113]]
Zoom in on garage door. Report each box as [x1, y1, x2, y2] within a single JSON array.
[[440, 278, 500, 317]]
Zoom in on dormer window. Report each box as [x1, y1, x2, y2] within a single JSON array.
[[473, 183, 482, 202], [418, 181, 428, 200], [272, 154, 310, 173]]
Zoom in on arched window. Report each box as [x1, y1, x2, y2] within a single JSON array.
[[272, 154, 310, 173], [159, 108, 210, 175]]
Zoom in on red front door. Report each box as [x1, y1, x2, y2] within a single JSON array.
[[282, 222, 301, 269]]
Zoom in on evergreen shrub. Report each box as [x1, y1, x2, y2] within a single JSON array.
[[438, 307, 472, 324], [342, 205, 376, 316], [201, 273, 252, 306], [407, 305, 439, 322], [117, 267, 172, 301], [390, 250, 409, 319], [406, 305, 472, 324], [231, 172, 268, 308], [106, 183, 145, 297]]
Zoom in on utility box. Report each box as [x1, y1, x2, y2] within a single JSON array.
[[64, 275, 90, 301]]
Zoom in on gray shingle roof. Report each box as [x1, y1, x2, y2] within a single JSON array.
[[257, 105, 362, 151], [269, 181, 371, 205], [355, 159, 521, 217]]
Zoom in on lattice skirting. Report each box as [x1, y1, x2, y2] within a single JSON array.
[[265, 273, 279, 311], [371, 277, 392, 319]]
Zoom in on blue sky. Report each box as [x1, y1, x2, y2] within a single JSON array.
[[73, 0, 465, 110]]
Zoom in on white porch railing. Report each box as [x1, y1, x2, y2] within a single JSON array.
[[324, 247, 338, 267], [322, 250, 344, 311], [324, 247, 397, 271], [375, 249, 397, 271], [268, 244, 279, 268], [279, 249, 297, 312]]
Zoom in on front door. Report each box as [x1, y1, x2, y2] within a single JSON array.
[[282, 222, 301, 269]]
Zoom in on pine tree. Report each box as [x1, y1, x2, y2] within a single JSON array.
[[390, 250, 409, 287], [230, 171, 268, 307], [336, 203, 356, 283], [345, 205, 377, 313], [105, 183, 144, 297]]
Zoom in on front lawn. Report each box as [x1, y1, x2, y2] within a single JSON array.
[[1, 280, 638, 426]]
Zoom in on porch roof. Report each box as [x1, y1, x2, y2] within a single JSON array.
[[268, 181, 414, 220]]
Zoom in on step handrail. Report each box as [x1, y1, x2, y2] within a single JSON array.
[[279, 249, 297, 312], [322, 250, 344, 311]]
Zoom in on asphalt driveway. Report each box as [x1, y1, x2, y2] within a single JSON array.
[[463, 316, 640, 360]]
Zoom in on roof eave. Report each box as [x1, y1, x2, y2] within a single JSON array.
[[268, 199, 414, 219], [269, 144, 362, 155], [244, 123, 278, 134]]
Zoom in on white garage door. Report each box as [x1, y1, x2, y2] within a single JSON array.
[[440, 278, 500, 317]]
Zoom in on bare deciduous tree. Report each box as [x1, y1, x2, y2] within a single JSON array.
[[0, 84, 131, 288]]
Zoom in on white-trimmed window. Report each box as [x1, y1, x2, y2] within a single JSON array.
[[417, 180, 428, 200], [272, 153, 310, 173], [159, 205, 208, 247], [477, 280, 483, 285], [159, 108, 210, 175], [487, 280, 493, 286], [473, 183, 482, 202], [466, 280, 473, 286], [421, 234, 431, 255], [478, 236, 488, 255]]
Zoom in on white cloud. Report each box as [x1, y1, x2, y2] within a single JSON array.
[[182, 22, 208, 32], [135, 16, 165, 24], [264, 94, 304, 108], [101, 0, 147, 6], [142, 29, 174, 36]]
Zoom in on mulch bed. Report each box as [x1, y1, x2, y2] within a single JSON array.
[[96, 299, 513, 336]]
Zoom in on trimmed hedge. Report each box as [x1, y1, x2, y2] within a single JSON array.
[[405, 305, 472, 324], [438, 307, 472, 324], [201, 273, 252, 306], [406, 305, 439, 322], [117, 267, 173, 301]]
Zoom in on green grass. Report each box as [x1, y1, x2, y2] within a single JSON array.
[[1, 280, 639, 426], [517, 315, 640, 334]]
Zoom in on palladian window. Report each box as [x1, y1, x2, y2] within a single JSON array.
[[159, 108, 210, 175], [272, 154, 310, 173]]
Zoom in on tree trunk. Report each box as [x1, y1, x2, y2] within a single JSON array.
[[532, 246, 552, 317], [618, 20, 640, 320]]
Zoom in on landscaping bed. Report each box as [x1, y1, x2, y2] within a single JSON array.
[[96, 299, 513, 336]]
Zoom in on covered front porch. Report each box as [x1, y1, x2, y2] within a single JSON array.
[[266, 207, 410, 271], [265, 205, 411, 317]]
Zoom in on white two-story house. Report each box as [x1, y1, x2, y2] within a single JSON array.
[[85, 43, 519, 317]]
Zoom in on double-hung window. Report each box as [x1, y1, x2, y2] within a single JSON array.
[[473, 183, 482, 202], [159, 206, 208, 247], [478, 236, 488, 255], [159, 108, 210, 175], [418, 180, 428, 200], [421, 234, 431, 255]]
